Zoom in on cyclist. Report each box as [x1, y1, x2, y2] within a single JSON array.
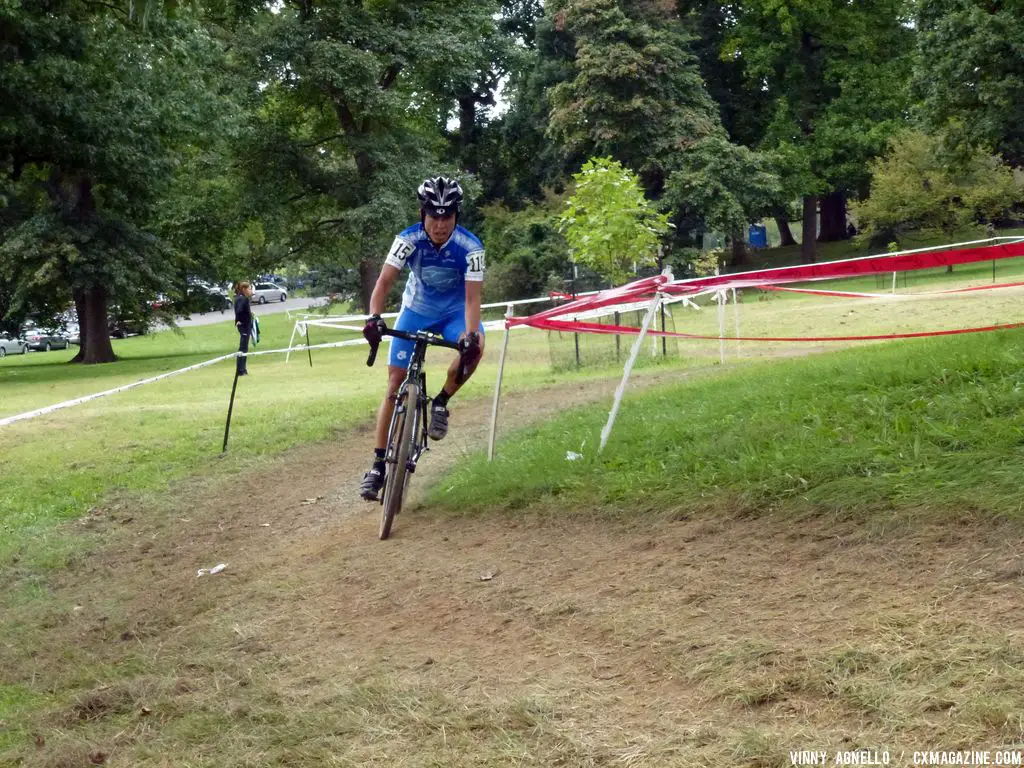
[[360, 176, 485, 501]]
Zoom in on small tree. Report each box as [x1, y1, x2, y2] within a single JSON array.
[[559, 157, 670, 285]]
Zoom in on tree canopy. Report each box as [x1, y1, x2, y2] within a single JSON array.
[[2, 0, 1023, 360]]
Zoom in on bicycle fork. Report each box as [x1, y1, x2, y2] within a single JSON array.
[[407, 373, 429, 473], [390, 373, 428, 478]]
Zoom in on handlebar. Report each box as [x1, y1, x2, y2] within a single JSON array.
[[366, 326, 478, 371]]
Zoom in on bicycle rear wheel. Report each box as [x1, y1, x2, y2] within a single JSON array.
[[380, 381, 419, 539]]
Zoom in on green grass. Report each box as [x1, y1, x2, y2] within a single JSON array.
[[7, 256, 1024, 765], [5, 238, 1024, 573], [425, 327, 1024, 524], [0, 311, 703, 573], [0, 684, 50, 751]]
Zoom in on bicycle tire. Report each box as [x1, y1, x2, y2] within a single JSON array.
[[380, 381, 418, 539]]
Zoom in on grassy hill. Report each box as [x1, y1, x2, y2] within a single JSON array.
[[427, 327, 1024, 525], [4, 238, 1024, 765]]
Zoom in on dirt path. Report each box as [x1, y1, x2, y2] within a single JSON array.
[[7, 369, 1024, 767]]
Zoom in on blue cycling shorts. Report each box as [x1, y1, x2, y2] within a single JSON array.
[[387, 307, 485, 369]]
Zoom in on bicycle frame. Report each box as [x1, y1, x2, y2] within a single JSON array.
[[367, 326, 472, 538], [383, 332, 437, 484]]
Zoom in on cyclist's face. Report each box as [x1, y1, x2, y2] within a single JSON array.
[[424, 211, 456, 245]]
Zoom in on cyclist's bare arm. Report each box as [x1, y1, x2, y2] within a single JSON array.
[[370, 264, 400, 316], [464, 279, 482, 338]]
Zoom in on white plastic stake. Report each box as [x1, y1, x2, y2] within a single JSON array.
[[599, 291, 662, 453], [487, 304, 514, 462], [716, 289, 726, 364], [732, 286, 740, 358], [285, 321, 301, 363]]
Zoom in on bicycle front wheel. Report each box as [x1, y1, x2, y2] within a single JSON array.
[[380, 381, 419, 539]]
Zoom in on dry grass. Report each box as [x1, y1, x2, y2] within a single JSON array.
[[3, 372, 1024, 767]]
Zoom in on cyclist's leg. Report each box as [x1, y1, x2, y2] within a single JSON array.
[[361, 308, 423, 500], [427, 314, 485, 441], [377, 309, 426, 450], [440, 313, 486, 396]]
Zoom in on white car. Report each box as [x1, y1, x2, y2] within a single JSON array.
[[0, 333, 29, 357], [251, 282, 287, 304]]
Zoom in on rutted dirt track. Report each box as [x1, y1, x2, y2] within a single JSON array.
[[7, 372, 1024, 766]]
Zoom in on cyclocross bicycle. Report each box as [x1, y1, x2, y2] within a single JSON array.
[[366, 327, 479, 539]]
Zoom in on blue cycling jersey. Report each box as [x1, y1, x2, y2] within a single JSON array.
[[384, 223, 485, 319]]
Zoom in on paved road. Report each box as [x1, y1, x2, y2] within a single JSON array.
[[169, 296, 331, 328]]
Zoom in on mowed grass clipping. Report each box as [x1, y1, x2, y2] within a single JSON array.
[[426, 327, 1024, 523]]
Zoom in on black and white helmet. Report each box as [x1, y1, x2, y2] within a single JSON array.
[[417, 176, 463, 218]]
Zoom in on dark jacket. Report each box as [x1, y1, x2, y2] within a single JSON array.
[[234, 294, 252, 333]]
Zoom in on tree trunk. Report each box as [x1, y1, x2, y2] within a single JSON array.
[[457, 94, 480, 176], [358, 258, 377, 315], [775, 213, 797, 247], [80, 284, 116, 364], [70, 288, 87, 363], [817, 191, 848, 242], [801, 195, 818, 263], [729, 231, 748, 267]]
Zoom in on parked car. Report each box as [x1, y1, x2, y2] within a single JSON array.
[[24, 328, 70, 352], [251, 282, 287, 304], [108, 318, 145, 338], [185, 286, 232, 314], [0, 333, 29, 357], [62, 323, 81, 345]]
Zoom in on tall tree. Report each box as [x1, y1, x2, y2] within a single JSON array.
[[680, 0, 796, 245], [482, 6, 578, 204], [0, 0, 230, 362], [238, 0, 503, 312], [916, 0, 1024, 168], [442, 0, 543, 178], [662, 135, 781, 266], [720, 0, 914, 260], [545, 0, 720, 198]]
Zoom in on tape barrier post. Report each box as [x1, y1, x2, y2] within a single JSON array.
[[487, 303, 514, 462], [732, 287, 740, 358], [614, 311, 621, 361], [222, 357, 241, 453], [599, 291, 662, 454], [574, 317, 580, 368], [661, 299, 667, 358], [716, 289, 726, 364], [285, 322, 299, 364]]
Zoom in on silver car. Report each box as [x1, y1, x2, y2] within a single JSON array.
[[251, 282, 287, 304], [0, 334, 29, 357], [24, 328, 71, 352]]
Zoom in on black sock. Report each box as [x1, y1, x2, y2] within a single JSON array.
[[434, 389, 451, 409], [373, 448, 385, 473]]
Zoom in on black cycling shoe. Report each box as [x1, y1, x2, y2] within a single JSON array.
[[428, 404, 449, 441], [360, 468, 385, 501]]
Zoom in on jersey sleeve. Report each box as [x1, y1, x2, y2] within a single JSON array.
[[384, 236, 415, 270], [464, 249, 485, 282]]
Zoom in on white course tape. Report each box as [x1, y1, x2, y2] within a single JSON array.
[[0, 352, 237, 427], [1, 321, 525, 428], [0, 338, 377, 428]]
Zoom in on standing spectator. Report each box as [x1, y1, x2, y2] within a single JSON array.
[[234, 281, 253, 376]]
